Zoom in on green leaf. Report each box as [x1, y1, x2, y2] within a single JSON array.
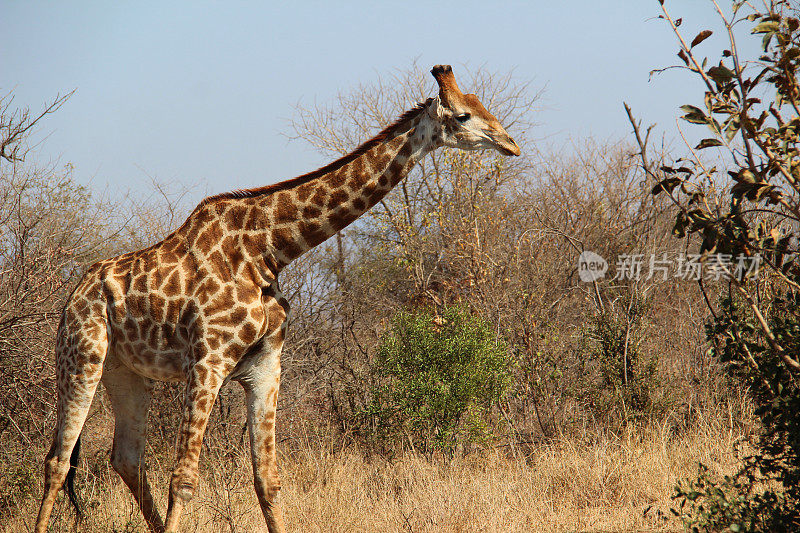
[[752, 184, 775, 202], [680, 105, 704, 115], [683, 114, 709, 125], [680, 105, 710, 125], [738, 169, 756, 183], [673, 211, 689, 237], [707, 117, 722, 135], [696, 138, 723, 149], [752, 21, 779, 34], [725, 116, 741, 142], [652, 177, 682, 195], [707, 65, 735, 84], [762, 33, 773, 51]]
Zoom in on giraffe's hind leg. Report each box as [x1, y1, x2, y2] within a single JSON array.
[[103, 354, 165, 532], [35, 318, 108, 533]]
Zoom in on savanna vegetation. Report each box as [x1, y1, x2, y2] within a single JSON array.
[[3, 1, 799, 531]]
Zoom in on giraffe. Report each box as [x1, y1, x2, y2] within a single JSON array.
[[34, 65, 520, 533]]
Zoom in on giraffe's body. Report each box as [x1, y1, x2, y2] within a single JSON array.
[[34, 65, 520, 533]]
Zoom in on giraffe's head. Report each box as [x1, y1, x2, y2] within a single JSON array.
[[427, 65, 521, 157]]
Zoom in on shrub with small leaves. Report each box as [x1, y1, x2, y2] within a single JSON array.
[[361, 306, 512, 455], [581, 297, 660, 423]]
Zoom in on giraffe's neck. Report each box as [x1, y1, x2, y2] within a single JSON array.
[[265, 108, 439, 267]]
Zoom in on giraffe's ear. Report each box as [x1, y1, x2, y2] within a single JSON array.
[[427, 96, 445, 119]]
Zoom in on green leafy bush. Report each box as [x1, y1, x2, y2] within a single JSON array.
[[674, 294, 800, 532], [361, 306, 513, 455]]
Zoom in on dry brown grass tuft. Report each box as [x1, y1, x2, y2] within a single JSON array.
[[7, 413, 746, 533]]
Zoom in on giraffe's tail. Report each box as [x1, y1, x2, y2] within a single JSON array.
[[65, 434, 82, 519]]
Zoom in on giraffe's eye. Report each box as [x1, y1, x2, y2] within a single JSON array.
[[456, 113, 471, 123]]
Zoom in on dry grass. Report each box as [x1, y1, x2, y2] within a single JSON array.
[[7, 412, 747, 533]]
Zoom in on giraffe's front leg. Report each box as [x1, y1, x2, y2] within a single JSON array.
[[238, 291, 288, 533], [241, 369, 284, 533], [163, 361, 225, 532]]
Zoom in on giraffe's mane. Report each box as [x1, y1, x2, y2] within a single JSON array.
[[198, 98, 433, 208]]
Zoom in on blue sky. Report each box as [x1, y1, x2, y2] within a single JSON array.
[[2, 1, 759, 203]]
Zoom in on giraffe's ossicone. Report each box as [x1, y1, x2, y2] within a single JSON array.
[[34, 65, 520, 533]]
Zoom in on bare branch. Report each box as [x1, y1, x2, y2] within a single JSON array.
[[0, 90, 74, 164]]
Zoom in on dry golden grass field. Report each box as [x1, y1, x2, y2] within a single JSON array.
[[7, 410, 748, 533]]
